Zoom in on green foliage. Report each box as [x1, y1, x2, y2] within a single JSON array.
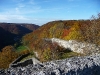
[[16, 45, 27, 52]]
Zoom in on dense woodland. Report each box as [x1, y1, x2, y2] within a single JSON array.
[[0, 13, 100, 69]]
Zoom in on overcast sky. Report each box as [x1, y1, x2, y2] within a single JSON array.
[[0, 0, 100, 25]]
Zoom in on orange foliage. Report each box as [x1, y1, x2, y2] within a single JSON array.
[[62, 29, 70, 38]]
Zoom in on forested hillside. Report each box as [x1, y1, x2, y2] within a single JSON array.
[[22, 14, 100, 62], [0, 23, 39, 35]]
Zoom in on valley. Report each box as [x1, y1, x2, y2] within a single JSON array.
[[0, 14, 100, 75]]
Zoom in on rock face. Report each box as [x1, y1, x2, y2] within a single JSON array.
[[50, 38, 100, 54], [1, 54, 100, 75]]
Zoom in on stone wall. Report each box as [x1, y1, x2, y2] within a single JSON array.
[[9, 53, 41, 68], [10, 59, 33, 68], [9, 53, 32, 68], [11, 53, 30, 64]]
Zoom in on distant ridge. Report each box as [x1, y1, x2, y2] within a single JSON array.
[[0, 23, 40, 50]]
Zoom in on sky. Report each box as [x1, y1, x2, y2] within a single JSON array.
[[0, 0, 100, 25]]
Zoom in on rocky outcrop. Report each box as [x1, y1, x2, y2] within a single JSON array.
[[50, 38, 100, 54], [1, 54, 100, 75]]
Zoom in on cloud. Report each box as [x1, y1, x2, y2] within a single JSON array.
[[0, 15, 9, 20], [29, 0, 35, 5], [17, 3, 25, 8], [15, 7, 20, 13], [13, 0, 41, 14], [13, 15, 30, 20], [0, 0, 75, 25], [0, 14, 30, 21], [0, 13, 61, 25]]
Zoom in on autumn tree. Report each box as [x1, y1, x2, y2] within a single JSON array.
[[81, 13, 100, 45], [0, 46, 19, 68], [63, 21, 82, 40]]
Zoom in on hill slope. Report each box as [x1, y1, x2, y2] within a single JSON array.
[[0, 23, 39, 35], [0, 23, 39, 50], [22, 19, 100, 61]]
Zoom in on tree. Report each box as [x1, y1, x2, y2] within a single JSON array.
[[82, 13, 100, 45], [0, 46, 19, 68]]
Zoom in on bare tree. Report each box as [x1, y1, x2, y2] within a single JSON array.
[[82, 13, 100, 45]]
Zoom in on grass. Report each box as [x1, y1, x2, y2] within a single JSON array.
[[16, 45, 27, 52], [15, 45, 37, 62]]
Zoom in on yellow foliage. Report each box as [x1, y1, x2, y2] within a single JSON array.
[[63, 23, 82, 40], [42, 48, 51, 61]]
